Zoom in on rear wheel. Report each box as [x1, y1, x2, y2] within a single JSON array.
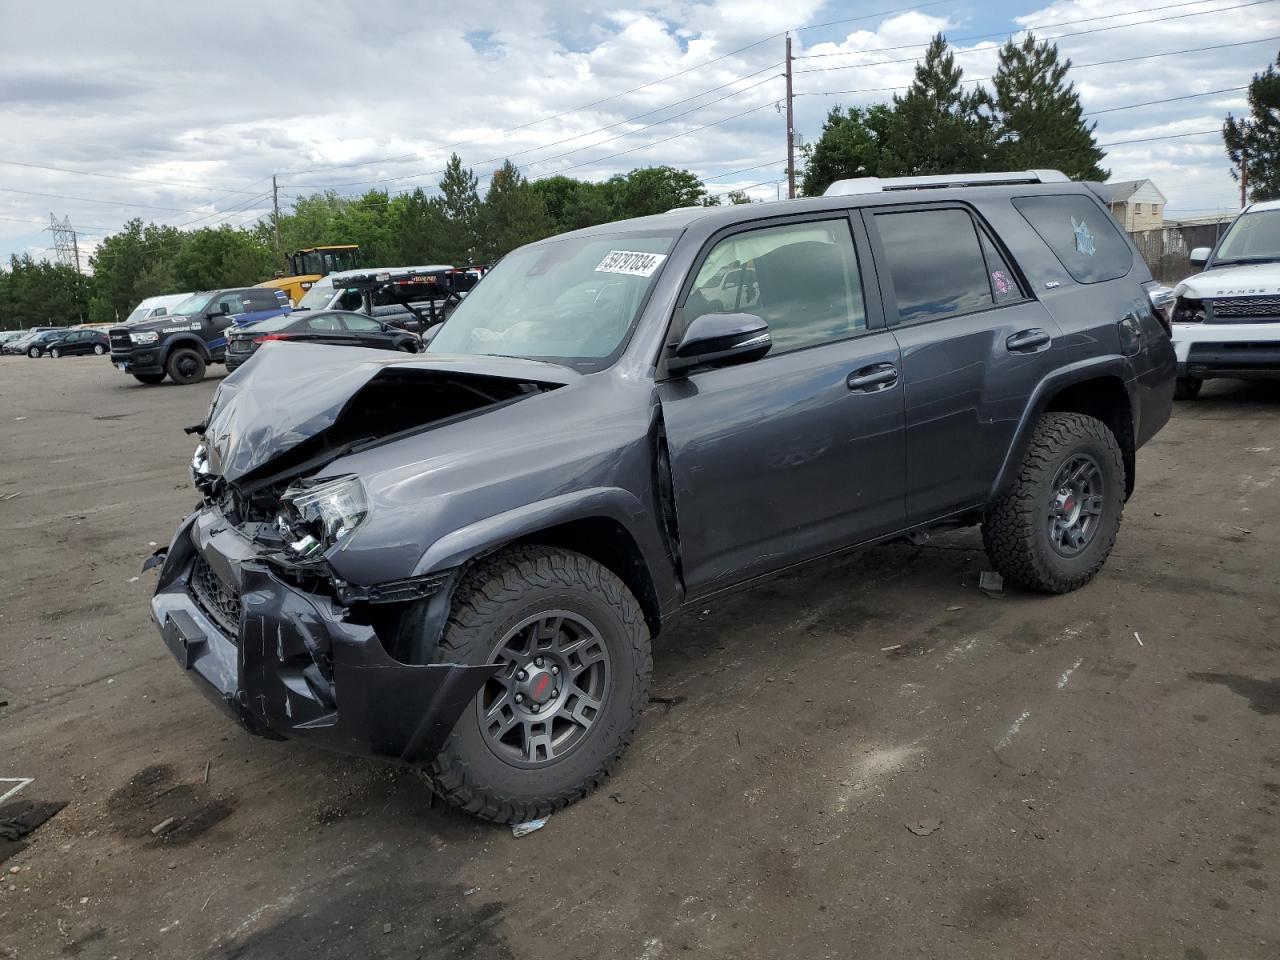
[[982, 412, 1126, 594], [133, 372, 166, 385], [92, 344, 106, 356], [27, 346, 41, 358], [422, 546, 651, 823], [166, 348, 206, 385], [1174, 376, 1202, 400]]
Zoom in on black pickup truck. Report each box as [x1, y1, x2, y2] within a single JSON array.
[[151, 170, 1175, 823], [108, 288, 289, 385]]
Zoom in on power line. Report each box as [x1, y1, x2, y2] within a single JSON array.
[[1098, 128, 1221, 146], [1082, 86, 1247, 116], [797, 36, 1280, 97], [795, 0, 1271, 60], [795, 0, 1279, 73], [0, 187, 214, 215], [704, 158, 789, 181]]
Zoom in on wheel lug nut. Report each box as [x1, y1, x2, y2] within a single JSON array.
[[535, 657, 544, 667], [517, 670, 527, 681], [551, 665, 560, 675], [531, 703, 541, 713], [514, 693, 524, 704], [552, 688, 559, 698]]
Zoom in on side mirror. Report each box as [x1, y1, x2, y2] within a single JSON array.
[[668, 312, 770, 374], [1189, 247, 1211, 266], [219, 302, 231, 316]]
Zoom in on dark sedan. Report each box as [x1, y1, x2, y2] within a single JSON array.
[[225, 310, 421, 371], [46, 329, 109, 358]]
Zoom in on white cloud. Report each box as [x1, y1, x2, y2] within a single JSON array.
[[0, 0, 1273, 261]]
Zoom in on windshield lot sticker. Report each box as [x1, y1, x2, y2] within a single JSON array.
[[595, 250, 667, 277], [1071, 217, 1096, 256]]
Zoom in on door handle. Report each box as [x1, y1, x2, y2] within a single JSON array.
[[847, 363, 898, 392], [1006, 328, 1052, 353]]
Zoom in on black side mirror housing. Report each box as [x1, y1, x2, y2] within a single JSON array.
[[667, 312, 771, 374]]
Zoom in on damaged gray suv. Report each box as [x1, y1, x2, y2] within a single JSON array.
[[151, 170, 1175, 823]]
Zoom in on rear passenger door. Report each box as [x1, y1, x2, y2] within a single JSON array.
[[658, 214, 906, 596], [866, 204, 1063, 524]]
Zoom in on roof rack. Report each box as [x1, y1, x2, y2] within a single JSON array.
[[824, 170, 1068, 196]]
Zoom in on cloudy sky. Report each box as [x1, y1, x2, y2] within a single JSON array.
[[1, 0, 1274, 265]]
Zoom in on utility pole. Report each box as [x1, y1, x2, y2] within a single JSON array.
[[271, 174, 285, 271], [785, 33, 796, 200], [1240, 144, 1249, 208]]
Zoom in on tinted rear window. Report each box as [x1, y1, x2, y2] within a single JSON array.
[[874, 208, 993, 322], [1012, 195, 1132, 283]]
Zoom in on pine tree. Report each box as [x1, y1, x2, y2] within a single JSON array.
[[437, 153, 481, 263], [800, 104, 895, 195], [1224, 50, 1280, 201], [478, 161, 555, 261], [990, 34, 1107, 181], [890, 35, 992, 175]]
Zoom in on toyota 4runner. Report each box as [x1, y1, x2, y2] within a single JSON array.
[[1170, 199, 1280, 398], [149, 170, 1175, 823]]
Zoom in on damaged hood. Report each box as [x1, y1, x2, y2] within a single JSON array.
[[203, 343, 576, 484], [1174, 261, 1280, 299]]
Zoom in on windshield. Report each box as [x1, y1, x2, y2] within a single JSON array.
[[428, 232, 675, 367], [124, 306, 150, 324], [1216, 210, 1280, 263], [170, 292, 214, 316], [297, 282, 335, 311]]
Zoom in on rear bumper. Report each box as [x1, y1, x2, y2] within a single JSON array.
[[1171, 322, 1280, 380], [150, 509, 496, 765]]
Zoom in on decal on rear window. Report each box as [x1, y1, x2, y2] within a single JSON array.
[[595, 250, 667, 277], [1072, 217, 1096, 256]]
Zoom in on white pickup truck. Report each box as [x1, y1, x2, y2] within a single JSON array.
[[1170, 199, 1280, 399]]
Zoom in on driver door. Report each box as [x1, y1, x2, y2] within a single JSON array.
[[657, 214, 906, 597]]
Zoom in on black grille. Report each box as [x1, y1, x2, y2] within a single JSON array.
[[1210, 297, 1280, 321], [109, 328, 132, 351], [190, 556, 242, 637]]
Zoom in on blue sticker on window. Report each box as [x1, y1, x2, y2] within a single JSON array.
[[1071, 216, 1096, 256]]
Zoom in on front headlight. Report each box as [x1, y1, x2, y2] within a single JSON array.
[[275, 475, 369, 560], [130, 330, 159, 344], [1172, 297, 1204, 324]]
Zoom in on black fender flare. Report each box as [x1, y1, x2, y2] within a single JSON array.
[[988, 354, 1139, 501], [408, 486, 678, 613]]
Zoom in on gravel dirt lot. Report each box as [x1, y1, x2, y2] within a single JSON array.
[[1, 354, 1278, 960]]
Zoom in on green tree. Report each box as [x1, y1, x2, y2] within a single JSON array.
[[1224, 50, 1280, 201], [173, 227, 275, 290], [438, 153, 482, 262], [607, 166, 707, 217], [800, 104, 896, 195], [478, 161, 555, 261], [531, 175, 614, 233], [889, 34, 992, 175], [724, 189, 754, 205], [389, 188, 450, 264], [989, 34, 1107, 181], [0, 254, 89, 328]]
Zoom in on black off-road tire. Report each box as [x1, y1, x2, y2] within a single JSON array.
[[982, 412, 1126, 594], [133, 372, 166, 385], [166, 348, 206, 385], [1174, 376, 1202, 400], [422, 546, 651, 823]]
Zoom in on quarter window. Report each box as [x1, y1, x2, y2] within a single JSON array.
[[1012, 195, 1133, 283], [684, 219, 866, 354], [874, 209, 993, 322], [342, 313, 383, 332], [978, 230, 1023, 304]]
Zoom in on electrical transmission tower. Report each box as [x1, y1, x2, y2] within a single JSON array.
[[46, 214, 82, 273]]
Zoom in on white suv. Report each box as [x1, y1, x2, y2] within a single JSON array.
[[1170, 200, 1280, 398]]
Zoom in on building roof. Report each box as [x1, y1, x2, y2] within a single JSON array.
[[1088, 178, 1166, 204]]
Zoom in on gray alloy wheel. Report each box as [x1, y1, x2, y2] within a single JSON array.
[[27, 346, 41, 358], [93, 344, 106, 355], [50, 348, 61, 358]]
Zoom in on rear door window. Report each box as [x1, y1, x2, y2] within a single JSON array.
[[306, 314, 344, 332], [872, 208, 993, 322], [1012, 195, 1132, 283]]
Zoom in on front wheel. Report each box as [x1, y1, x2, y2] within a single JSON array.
[[166, 348, 206, 385], [982, 412, 1126, 594], [49, 348, 61, 358], [422, 546, 652, 823], [133, 372, 166, 385], [1174, 376, 1202, 400]]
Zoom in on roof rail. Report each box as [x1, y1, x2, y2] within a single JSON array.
[[824, 170, 1069, 196]]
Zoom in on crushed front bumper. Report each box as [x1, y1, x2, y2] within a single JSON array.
[[150, 509, 496, 764]]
